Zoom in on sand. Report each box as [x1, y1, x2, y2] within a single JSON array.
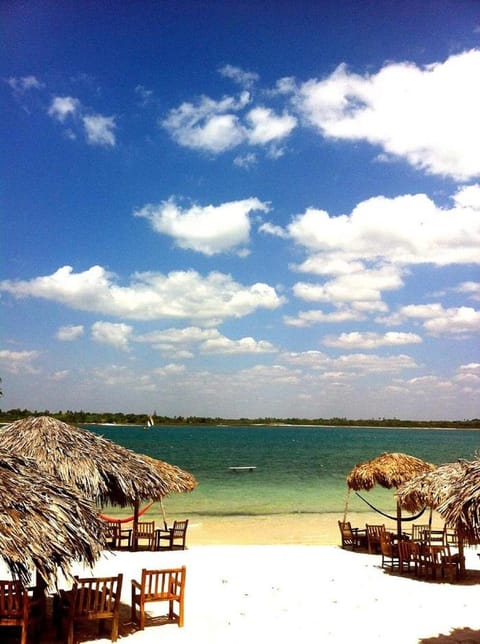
[[44, 513, 480, 644]]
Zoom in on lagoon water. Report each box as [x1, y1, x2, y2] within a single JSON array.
[[85, 424, 480, 519]]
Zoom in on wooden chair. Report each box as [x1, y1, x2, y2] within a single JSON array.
[[0, 580, 42, 644], [105, 520, 132, 550], [131, 567, 186, 631], [411, 523, 430, 542], [366, 524, 386, 554], [56, 573, 123, 644], [379, 532, 400, 571], [134, 521, 156, 550], [397, 539, 416, 575], [337, 521, 367, 551], [155, 520, 189, 551]]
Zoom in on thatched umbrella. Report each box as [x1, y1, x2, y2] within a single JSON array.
[[438, 459, 480, 544], [0, 448, 105, 587], [396, 460, 470, 573], [0, 416, 197, 549], [396, 461, 468, 515], [347, 452, 436, 536]]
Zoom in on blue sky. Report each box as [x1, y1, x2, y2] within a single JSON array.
[[1, 1, 479, 420]]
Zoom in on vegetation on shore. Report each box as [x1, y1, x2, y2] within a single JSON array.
[[0, 408, 478, 429]]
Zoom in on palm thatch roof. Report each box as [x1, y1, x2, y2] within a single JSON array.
[[0, 416, 197, 507], [347, 452, 436, 491], [437, 460, 480, 542], [0, 449, 106, 586], [396, 461, 468, 513]]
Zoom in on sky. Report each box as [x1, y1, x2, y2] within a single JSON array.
[[1, 1, 480, 421]]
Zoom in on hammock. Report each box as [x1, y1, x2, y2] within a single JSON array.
[[99, 501, 154, 523], [354, 492, 426, 522]]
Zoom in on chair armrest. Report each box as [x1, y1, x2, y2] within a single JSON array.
[[131, 579, 141, 590]]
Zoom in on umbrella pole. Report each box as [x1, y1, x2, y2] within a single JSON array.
[[160, 497, 168, 530], [343, 488, 351, 524], [396, 500, 402, 538], [133, 497, 140, 551]]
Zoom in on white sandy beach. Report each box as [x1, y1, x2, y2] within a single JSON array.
[[56, 540, 480, 644]]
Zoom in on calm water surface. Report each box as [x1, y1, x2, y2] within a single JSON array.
[[84, 424, 480, 518]]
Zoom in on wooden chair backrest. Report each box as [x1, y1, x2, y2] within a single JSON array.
[[0, 580, 27, 623], [338, 521, 353, 537], [71, 574, 123, 619], [136, 521, 155, 536], [139, 567, 186, 601], [171, 520, 188, 543], [366, 524, 385, 539], [397, 539, 412, 560], [411, 523, 429, 541]]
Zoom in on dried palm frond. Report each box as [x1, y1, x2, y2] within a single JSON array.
[[347, 452, 435, 491], [397, 460, 468, 513], [0, 449, 105, 586], [0, 416, 197, 507]]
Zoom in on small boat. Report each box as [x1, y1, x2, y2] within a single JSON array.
[[145, 416, 154, 430], [228, 466, 256, 473]]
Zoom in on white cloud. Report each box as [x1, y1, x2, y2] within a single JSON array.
[[48, 96, 81, 122], [82, 114, 116, 146], [292, 266, 403, 307], [218, 64, 259, 88], [258, 222, 289, 238], [245, 107, 297, 144], [233, 152, 257, 168], [134, 197, 269, 255], [136, 325, 276, 356], [200, 335, 276, 354], [91, 321, 133, 350], [381, 303, 480, 337], [0, 349, 40, 374], [294, 49, 480, 180], [56, 324, 84, 341], [7, 75, 44, 93], [162, 92, 249, 153], [162, 90, 297, 154], [280, 350, 419, 374], [284, 308, 365, 327], [454, 282, 480, 301], [322, 331, 422, 349], [0, 265, 284, 325], [262, 186, 480, 308]]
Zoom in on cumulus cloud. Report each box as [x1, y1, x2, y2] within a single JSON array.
[[280, 350, 419, 374], [0, 265, 284, 325], [48, 96, 81, 122], [162, 92, 249, 153], [200, 335, 276, 354], [0, 349, 40, 374], [91, 321, 133, 350], [380, 303, 480, 337], [134, 197, 269, 255], [245, 107, 297, 144], [261, 185, 480, 309], [56, 325, 84, 341], [162, 89, 297, 154], [293, 49, 480, 180], [218, 64, 259, 88], [136, 325, 276, 356], [284, 308, 365, 327], [7, 75, 44, 94], [322, 331, 422, 349], [82, 114, 116, 146]]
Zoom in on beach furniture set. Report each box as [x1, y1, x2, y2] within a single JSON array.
[[339, 520, 463, 582], [105, 518, 189, 551], [1, 566, 186, 643]]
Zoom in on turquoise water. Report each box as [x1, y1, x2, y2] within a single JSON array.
[[84, 424, 480, 517]]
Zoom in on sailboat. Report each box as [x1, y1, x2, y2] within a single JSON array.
[[145, 415, 154, 430]]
